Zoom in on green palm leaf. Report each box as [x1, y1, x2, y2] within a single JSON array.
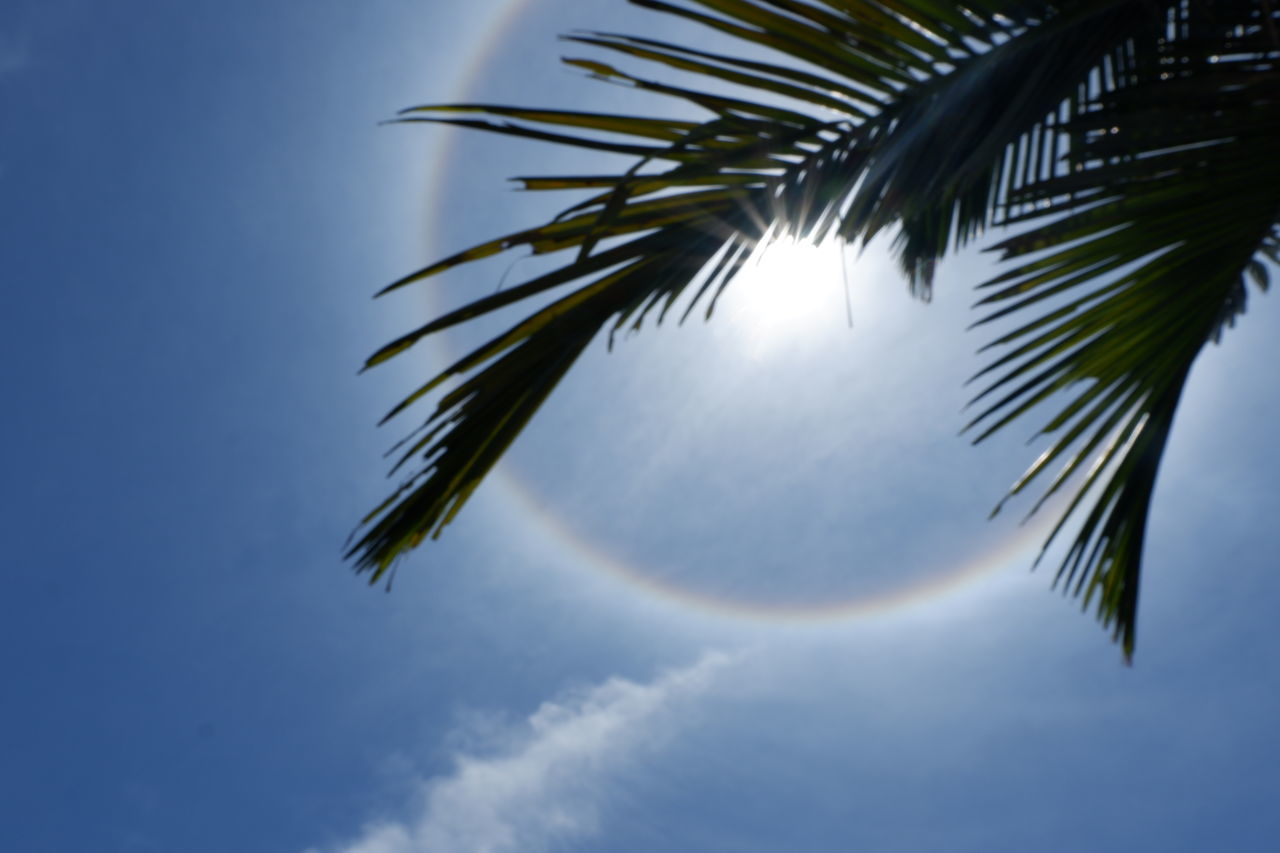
[[350, 0, 1280, 658]]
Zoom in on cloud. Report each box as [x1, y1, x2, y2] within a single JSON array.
[[311, 651, 734, 853]]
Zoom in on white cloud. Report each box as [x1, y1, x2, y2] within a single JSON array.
[[312, 651, 734, 853]]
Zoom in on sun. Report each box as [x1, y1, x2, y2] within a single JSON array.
[[718, 236, 852, 351]]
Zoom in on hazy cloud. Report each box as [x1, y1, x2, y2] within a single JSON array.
[[312, 651, 734, 853]]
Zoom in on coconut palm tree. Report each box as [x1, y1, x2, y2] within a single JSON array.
[[348, 0, 1280, 659]]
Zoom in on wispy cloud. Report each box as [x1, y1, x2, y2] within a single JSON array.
[[311, 651, 734, 853]]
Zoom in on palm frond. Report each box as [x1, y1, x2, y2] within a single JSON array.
[[967, 27, 1280, 655], [352, 0, 1280, 657]]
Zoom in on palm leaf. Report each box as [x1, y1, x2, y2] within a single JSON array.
[[352, 0, 1280, 658]]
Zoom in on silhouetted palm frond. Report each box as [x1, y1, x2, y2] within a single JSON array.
[[350, 0, 1280, 659]]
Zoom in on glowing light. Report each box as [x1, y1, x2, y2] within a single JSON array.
[[720, 236, 850, 351]]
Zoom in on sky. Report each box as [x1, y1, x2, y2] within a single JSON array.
[[3, 1, 1279, 851]]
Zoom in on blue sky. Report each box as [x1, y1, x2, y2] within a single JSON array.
[[3, 1, 1279, 851]]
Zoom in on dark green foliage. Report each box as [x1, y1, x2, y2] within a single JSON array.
[[350, 0, 1280, 659]]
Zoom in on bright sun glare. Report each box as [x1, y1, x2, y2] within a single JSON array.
[[722, 237, 852, 349]]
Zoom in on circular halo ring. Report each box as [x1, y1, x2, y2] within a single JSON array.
[[410, 0, 1040, 624]]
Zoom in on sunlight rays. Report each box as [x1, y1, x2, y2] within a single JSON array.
[[720, 236, 854, 352]]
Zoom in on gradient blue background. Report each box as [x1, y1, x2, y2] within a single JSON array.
[[3, 2, 1278, 851]]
